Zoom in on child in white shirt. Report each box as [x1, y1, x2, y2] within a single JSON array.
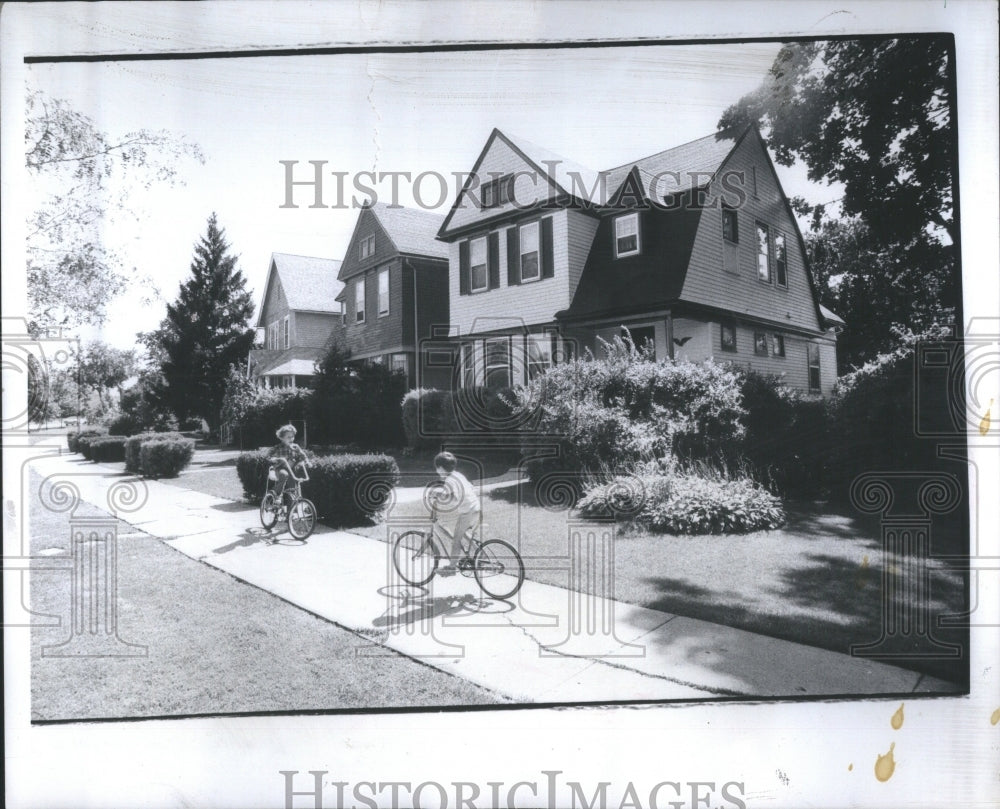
[[432, 451, 481, 570]]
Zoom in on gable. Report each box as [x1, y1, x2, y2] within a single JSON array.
[[338, 207, 396, 281], [256, 261, 288, 327], [679, 130, 823, 332], [438, 130, 564, 238]]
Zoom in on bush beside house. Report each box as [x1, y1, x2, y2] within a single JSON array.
[[401, 387, 519, 450]]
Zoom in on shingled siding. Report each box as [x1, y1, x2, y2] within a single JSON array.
[[709, 319, 835, 396], [259, 273, 289, 329], [448, 209, 571, 336], [338, 207, 396, 282], [342, 257, 409, 358], [294, 312, 341, 349], [410, 258, 450, 343], [681, 132, 822, 334], [566, 209, 599, 296], [445, 134, 557, 234]]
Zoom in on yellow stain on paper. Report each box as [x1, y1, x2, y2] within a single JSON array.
[[875, 743, 896, 782], [980, 399, 993, 435], [891, 703, 904, 730], [848, 763, 853, 771], [991, 707, 1000, 726]]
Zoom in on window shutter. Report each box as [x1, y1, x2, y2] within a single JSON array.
[[459, 240, 470, 295], [487, 231, 500, 290], [541, 216, 554, 278], [507, 227, 521, 286]]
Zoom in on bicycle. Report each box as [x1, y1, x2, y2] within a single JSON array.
[[392, 504, 525, 600], [259, 458, 317, 540]]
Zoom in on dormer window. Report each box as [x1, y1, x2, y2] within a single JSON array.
[[359, 234, 376, 260], [614, 213, 640, 258], [469, 236, 488, 292]]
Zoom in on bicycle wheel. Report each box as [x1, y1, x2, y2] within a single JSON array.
[[473, 540, 525, 600], [287, 498, 317, 540], [260, 492, 279, 529], [393, 530, 438, 586]]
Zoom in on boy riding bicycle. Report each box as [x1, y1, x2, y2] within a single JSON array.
[[430, 451, 481, 572], [269, 424, 308, 510]]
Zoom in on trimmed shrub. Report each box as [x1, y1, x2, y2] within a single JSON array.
[[236, 449, 271, 501], [401, 388, 454, 449], [139, 438, 195, 479], [125, 431, 185, 474], [401, 387, 520, 449], [579, 468, 785, 535], [87, 436, 127, 463], [108, 413, 141, 437], [306, 453, 400, 527], [68, 426, 107, 454], [235, 450, 400, 526]]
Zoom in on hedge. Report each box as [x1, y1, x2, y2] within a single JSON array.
[[139, 438, 195, 479], [125, 431, 185, 474], [87, 436, 127, 463], [401, 387, 521, 450], [235, 450, 400, 527], [68, 427, 108, 454]]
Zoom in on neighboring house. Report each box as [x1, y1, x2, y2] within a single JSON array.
[[436, 125, 844, 396], [248, 252, 343, 388], [334, 201, 450, 389]]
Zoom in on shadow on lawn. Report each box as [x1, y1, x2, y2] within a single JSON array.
[[643, 550, 968, 686]]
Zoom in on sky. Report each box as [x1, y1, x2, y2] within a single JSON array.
[[25, 36, 835, 351]]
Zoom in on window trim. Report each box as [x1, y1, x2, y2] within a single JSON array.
[[377, 268, 390, 316], [753, 330, 769, 357], [525, 333, 554, 383], [614, 212, 641, 258], [354, 277, 366, 323], [720, 322, 737, 353], [484, 336, 512, 390], [469, 236, 488, 293], [519, 220, 541, 282], [774, 230, 787, 288], [722, 206, 739, 244], [756, 221, 772, 284], [807, 343, 821, 392]]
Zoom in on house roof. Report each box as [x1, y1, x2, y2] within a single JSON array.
[[368, 202, 448, 259], [258, 253, 343, 326], [603, 131, 741, 202], [248, 345, 325, 376], [501, 130, 603, 204], [819, 304, 846, 327]]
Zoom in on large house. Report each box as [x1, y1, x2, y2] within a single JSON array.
[[435, 125, 843, 395], [248, 252, 343, 388], [333, 201, 451, 389]]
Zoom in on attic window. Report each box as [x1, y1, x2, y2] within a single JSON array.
[[774, 231, 787, 287], [481, 175, 514, 209], [359, 234, 376, 260], [614, 213, 640, 258], [722, 206, 738, 243]]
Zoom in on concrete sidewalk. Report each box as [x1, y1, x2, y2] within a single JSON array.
[[28, 450, 957, 703]]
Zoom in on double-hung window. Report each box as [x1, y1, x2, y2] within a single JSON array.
[[526, 334, 553, 381], [519, 221, 540, 281], [756, 223, 772, 283], [484, 337, 511, 389], [772, 333, 786, 357], [808, 344, 821, 392], [283, 316, 290, 349], [378, 269, 389, 315], [774, 232, 787, 287], [355, 277, 366, 323], [754, 330, 768, 356], [359, 234, 375, 260], [469, 236, 488, 292], [614, 212, 640, 257]]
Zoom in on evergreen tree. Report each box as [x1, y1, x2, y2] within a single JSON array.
[[156, 214, 255, 430]]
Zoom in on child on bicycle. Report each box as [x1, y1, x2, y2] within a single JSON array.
[[431, 451, 481, 572], [269, 424, 308, 508]]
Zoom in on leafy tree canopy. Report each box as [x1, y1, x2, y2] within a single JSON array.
[[25, 89, 204, 330]]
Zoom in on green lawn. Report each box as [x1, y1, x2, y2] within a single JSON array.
[[28, 470, 503, 721], [352, 481, 969, 685]]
